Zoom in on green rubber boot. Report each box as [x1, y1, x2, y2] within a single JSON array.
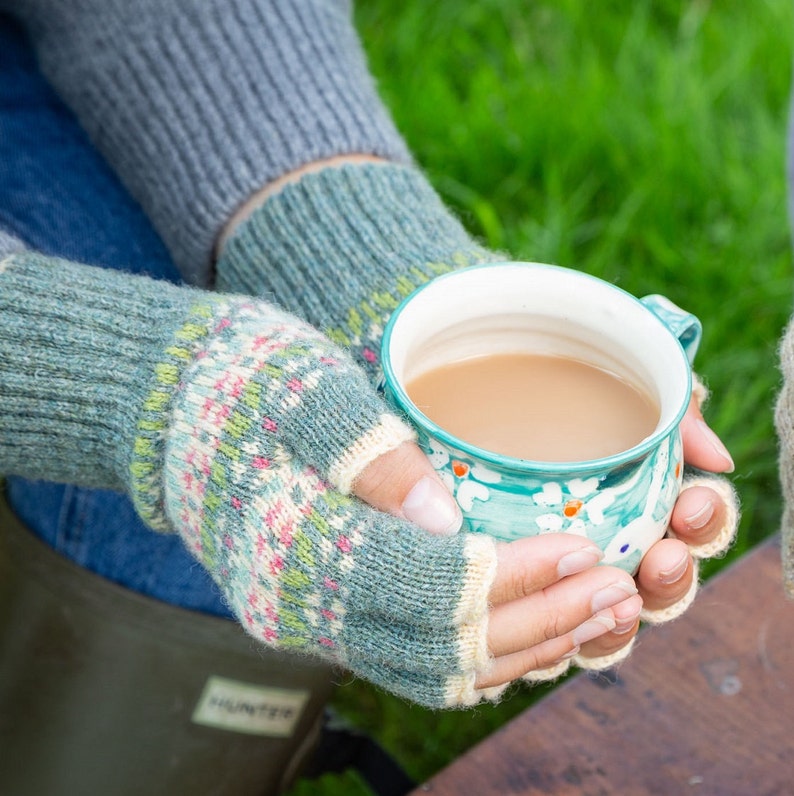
[[0, 491, 336, 796]]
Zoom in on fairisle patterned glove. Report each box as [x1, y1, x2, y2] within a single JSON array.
[[0, 251, 500, 708]]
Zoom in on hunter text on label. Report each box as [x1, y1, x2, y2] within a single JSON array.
[[192, 676, 310, 737]]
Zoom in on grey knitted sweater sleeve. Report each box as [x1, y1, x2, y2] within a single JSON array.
[[775, 103, 794, 596], [4, 0, 412, 285]]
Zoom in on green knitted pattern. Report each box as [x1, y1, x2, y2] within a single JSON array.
[[323, 251, 492, 370], [130, 298, 232, 531], [129, 285, 414, 532], [162, 299, 384, 616]]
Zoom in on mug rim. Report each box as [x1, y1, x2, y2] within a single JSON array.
[[380, 261, 693, 474]]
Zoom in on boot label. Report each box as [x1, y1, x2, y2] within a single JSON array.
[[192, 676, 310, 737]]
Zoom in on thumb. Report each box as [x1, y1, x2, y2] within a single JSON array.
[[679, 395, 734, 473], [352, 441, 463, 535]]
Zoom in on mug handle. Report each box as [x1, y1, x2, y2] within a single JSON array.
[[640, 294, 702, 365]]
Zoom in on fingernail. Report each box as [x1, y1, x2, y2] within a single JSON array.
[[697, 419, 735, 472], [401, 476, 463, 536], [557, 645, 581, 661], [557, 546, 604, 578], [613, 611, 642, 634], [659, 552, 690, 585], [591, 581, 638, 613], [572, 615, 616, 646], [684, 498, 715, 531]]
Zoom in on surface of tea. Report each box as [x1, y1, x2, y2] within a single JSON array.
[[405, 352, 659, 462]]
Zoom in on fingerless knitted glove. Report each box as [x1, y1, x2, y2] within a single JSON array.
[[0, 250, 500, 707]]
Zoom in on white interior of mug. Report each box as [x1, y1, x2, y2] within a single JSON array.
[[382, 262, 691, 469]]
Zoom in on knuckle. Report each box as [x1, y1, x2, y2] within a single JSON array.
[[538, 589, 567, 642]]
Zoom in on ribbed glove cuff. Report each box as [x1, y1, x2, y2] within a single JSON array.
[[0, 251, 203, 494]]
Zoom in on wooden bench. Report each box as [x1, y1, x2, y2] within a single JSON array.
[[411, 536, 794, 795]]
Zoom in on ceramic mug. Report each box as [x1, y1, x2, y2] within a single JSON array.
[[380, 262, 701, 573]]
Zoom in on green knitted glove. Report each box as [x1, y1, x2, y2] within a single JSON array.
[[0, 251, 500, 708]]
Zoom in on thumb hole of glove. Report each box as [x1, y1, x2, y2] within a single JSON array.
[[352, 441, 463, 536]]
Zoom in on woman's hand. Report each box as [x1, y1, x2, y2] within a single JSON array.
[[353, 391, 738, 685], [217, 159, 738, 683]]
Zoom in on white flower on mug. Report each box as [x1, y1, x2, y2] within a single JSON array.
[[534, 511, 590, 537], [532, 479, 615, 534], [426, 442, 501, 511]]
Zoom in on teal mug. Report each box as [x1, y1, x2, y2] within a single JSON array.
[[380, 262, 700, 574]]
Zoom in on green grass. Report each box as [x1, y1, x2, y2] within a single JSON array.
[[289, 1, 794, 791]]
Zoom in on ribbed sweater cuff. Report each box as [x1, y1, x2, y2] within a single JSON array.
[[216, 163, 496, 365], [17, 0, 412, 285], [0, 252, 201, 495]]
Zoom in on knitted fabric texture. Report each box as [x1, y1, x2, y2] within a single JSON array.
[[216, 162, 496, 377], [7, 0, 412, 284], [776, 318, 794, 597], [0, 250, 502, 707], [0, 251, 201, 490], [135, 298, 414, 530]]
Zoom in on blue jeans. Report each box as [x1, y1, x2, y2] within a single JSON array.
[[0, 15, 231, 617]]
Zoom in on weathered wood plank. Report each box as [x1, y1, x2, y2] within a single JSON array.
[[414, 536, 793, 795]]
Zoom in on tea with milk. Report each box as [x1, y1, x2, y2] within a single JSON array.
[[405, 352, 659, 462]]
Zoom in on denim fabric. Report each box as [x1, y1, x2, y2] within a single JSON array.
[[0, 15, 231, 617]]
